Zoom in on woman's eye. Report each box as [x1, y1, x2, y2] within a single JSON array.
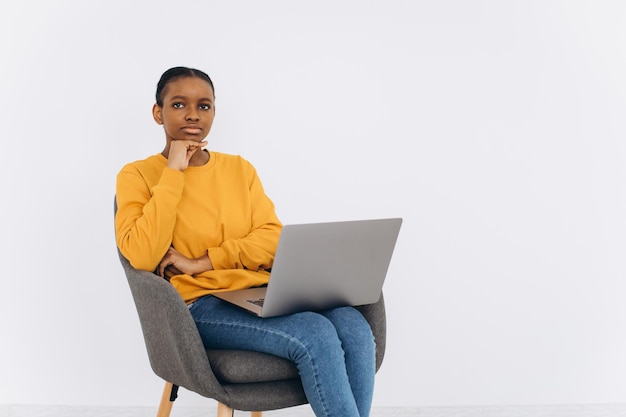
[[173, 103, 184, 108], [200, 104, 212, 110]]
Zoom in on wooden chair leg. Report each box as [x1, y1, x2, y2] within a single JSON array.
[[157, 382, 176, 417], [217, 402, 262, 417], [217, 402, 234, 417]]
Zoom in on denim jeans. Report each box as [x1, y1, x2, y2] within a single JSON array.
[[189, 295, 376, 417]]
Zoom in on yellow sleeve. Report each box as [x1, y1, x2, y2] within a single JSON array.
[[115, 163, 184, 271], [208, 159, 282, 271]]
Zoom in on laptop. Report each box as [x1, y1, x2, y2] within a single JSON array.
[[213, 217, 402, 317]]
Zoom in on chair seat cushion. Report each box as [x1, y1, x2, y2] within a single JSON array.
[[206, 349, 300, 384]]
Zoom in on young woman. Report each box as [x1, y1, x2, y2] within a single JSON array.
[[115, 66, 376, 417]]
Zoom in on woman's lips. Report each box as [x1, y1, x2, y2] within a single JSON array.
[[182, 127, 202, 134]]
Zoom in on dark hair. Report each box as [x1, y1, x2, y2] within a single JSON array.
[[155, 66, 215, 106]]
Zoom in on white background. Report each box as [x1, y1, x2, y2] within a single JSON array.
[[1, 0, 625, 409]]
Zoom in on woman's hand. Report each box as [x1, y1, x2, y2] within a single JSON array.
[[167, 140, 207, 171], [158, 246, 214, 280]]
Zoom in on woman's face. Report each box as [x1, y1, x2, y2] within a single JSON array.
[[153, 76, 216, 143]]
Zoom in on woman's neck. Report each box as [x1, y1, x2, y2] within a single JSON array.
[[189, 149, 210, 166]]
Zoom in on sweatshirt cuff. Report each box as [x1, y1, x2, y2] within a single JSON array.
[[207, 246, 229, 270]]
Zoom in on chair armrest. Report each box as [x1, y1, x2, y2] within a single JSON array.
[[355, 293, 386, 371]]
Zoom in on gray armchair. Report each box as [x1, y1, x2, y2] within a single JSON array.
[[115, 200, 387, 417]]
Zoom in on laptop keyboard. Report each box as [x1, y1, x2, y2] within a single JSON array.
[[246, 298, 265, 308]]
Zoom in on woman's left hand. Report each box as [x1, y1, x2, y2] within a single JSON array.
[[157, 246, 214, 279]]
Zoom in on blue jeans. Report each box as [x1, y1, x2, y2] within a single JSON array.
[[189, 295, 376, 417]]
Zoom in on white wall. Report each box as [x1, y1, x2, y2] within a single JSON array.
[[1, 0, 625, 409]]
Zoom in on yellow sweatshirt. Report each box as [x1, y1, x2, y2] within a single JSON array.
[[115, 151, 282, 303]]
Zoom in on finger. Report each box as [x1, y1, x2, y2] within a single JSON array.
[[158, 258, 170, 278], [164, 269, 174, 281], [167, 265, 184, 275], [187, 141, 208, 150], [191, 141, 208, 150]]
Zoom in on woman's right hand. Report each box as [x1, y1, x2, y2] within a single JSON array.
[[167, 140, 207, 171]]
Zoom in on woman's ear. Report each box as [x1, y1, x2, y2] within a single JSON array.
[[152, 103, 163, 125]]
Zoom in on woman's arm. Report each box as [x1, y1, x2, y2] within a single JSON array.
[[115, 165, 184, 271], [207, 160, 282, 272], [116, 142, 208, 271]]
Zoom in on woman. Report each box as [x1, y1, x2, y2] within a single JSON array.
[[115, 66, 375, 417]]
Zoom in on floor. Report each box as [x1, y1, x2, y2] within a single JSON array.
[[1, 404, 626, 417]]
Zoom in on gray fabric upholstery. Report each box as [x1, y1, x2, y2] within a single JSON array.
[[355, 295, 386, 372], [115, 197, 386, 411], [207, 350, 299, 383], [221, 379, 308, 411]]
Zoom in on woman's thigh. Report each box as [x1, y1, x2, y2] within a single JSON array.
[[189, 295, 346, 361]]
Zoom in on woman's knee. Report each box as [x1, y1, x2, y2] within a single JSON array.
[[281, 312, 344, 359], [290, 311, 342, 343], [323, 307, 374, 344]]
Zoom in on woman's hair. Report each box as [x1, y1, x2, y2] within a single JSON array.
[[155, 66, 215, 106]]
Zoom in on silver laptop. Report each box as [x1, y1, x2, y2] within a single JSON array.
[[213, 217, 402, 317]]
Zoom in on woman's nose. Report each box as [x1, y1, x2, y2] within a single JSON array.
[[186, 108, 199, 121]]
